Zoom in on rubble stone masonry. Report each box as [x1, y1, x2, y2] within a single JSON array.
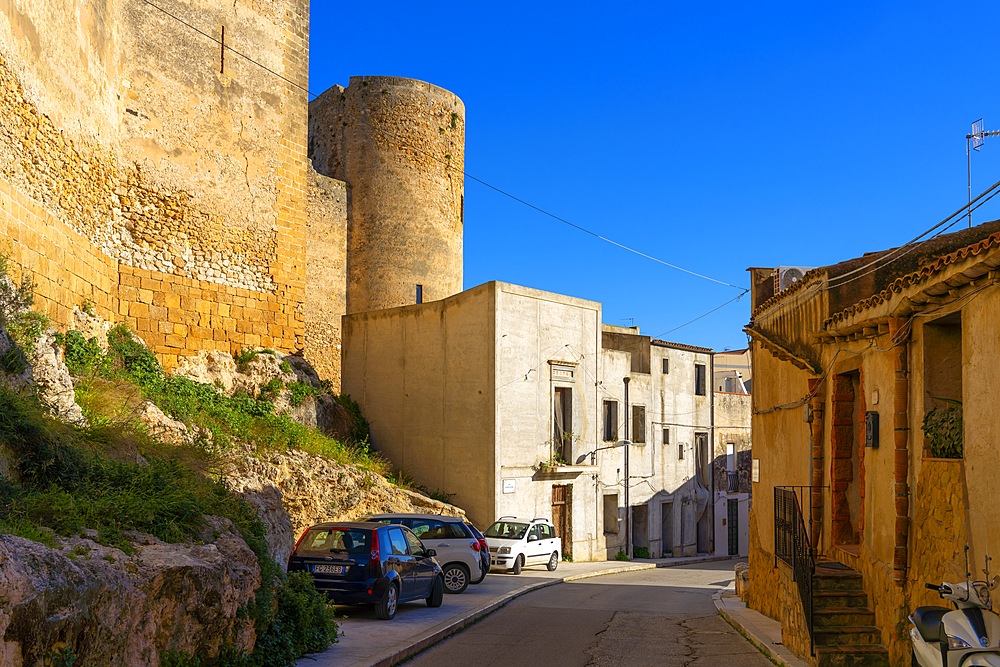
[[0, 0, 312, 370]]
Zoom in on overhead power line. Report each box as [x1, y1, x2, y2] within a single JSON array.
[[138, 0, 747, 292]]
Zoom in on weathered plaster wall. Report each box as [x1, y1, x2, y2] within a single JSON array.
[[341, 282, 497, 527], [493, 283, 601, 559], [304, 170, 348, 389], [309, 76, 464, 314], [746, 340, 813, 620], [0, 0, 310, 367]]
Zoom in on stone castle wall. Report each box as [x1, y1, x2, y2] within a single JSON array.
[[0, 0, 311, 369], [304, 170, 348, 388], [309, 76, 465, 314]]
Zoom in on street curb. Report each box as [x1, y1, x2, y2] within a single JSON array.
[[365, 563, 657, 667], [713, 590, 809, 667]]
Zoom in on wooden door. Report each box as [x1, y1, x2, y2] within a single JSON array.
[[552, 484, 572, 560]]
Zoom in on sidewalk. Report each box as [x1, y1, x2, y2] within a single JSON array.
[[296, 554, 730, 667], [714, 587, 810, 667]]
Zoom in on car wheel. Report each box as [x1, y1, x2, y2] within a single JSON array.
[[511, 554, 523, 575], [546, 551, 559, 572], [442, 563, 470, 594], [426, 575, 444, 608], [375, 583, 398, 620]]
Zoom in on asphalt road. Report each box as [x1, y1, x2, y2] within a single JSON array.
[[400, 561, 772, 667]]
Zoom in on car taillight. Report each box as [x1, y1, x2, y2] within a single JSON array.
[[479, 539, 488, 551], [471, 541, 481, 552], [288, 529, 310, 567], [369, 530, 381, 571]]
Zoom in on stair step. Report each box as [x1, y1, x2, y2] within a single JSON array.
[[813, 608, 876, 627], [813, 576, 866, 593], [814, 590, 871, 608], [815, 644, 890, 667], [813, 625, 882, 646]]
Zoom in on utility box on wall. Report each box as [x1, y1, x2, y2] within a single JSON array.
[[865, 411, 879, 448]]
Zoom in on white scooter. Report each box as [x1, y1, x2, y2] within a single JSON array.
[[910, 549, 1000, 667]]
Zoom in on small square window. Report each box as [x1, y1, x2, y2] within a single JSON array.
[[662, 427, 670, 445], [662, 358, 669, 374], [678, 443, 684, 460]]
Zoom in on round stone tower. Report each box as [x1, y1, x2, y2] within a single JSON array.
[[318, 75, 465, 314]]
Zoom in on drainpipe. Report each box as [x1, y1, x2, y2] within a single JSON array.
[[710, 353, 716, 555], [888, 317, 910, 584], [624, 376, 631, 560], [808, 378, 825, 551]]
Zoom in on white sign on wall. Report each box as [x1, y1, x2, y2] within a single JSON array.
[[502, 479, 516, 494], [752, 459, 760, 483]]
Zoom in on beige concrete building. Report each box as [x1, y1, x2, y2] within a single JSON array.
[[713, 347, 752, 558], [343, 281, 723, 561], [746, 221, 1000, 665]]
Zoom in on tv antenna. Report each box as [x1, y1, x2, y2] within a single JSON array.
[[966, 119, 1000, 227]]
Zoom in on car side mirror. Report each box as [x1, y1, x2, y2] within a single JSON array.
[[528, 535, 538, 542], [425, 548, 437, 557]]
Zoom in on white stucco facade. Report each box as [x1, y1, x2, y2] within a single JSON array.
[[342, 281, 739, 562]]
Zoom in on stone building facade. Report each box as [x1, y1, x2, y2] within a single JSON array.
[[0, 2, 464, 390], [342, 283, 722, 561], [746, 222, 1000, 665], [0, 0, 310, 370]]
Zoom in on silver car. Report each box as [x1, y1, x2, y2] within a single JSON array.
[[363, 513, 486, 594]]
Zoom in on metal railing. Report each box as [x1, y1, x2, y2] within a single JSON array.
[[726, 471, 739, 493], [774, 486, 819, 655]]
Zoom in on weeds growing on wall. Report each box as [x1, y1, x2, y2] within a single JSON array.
[[0, 253, 49, 372]]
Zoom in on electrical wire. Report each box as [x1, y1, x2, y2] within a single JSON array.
[[138, 0, 748, 293], [652, 289, 749, 339], [756, 180, 1000, 325]]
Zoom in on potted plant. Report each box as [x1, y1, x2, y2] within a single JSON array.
[[922, 398, 963, 458]]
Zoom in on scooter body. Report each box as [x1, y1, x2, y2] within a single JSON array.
[[911, 582, 1000, 667]]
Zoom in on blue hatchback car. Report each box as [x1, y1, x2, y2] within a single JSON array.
[[288, 521, 444, 620]]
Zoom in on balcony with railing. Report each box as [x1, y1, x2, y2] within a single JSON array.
[[726, 471, 739, 492]]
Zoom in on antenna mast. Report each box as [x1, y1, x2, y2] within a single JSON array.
[[966, 119, 1000, 228]]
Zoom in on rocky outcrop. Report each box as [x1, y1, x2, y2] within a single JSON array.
[[0, 521, 259, 666], [222, 446, 463, 567], [0, 326, 86, 427], [173, 349, 357, 442]]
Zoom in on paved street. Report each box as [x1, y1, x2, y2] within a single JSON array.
[[402, 562, 771, 667], [296, 558, 769, 667]]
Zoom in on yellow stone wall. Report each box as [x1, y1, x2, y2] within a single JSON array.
[[0, 0, 313, 369]]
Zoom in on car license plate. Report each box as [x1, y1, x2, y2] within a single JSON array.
[[314, 564, 345, 574]]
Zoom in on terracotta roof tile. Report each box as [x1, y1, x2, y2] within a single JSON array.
[[825, 229, 1000, 327]]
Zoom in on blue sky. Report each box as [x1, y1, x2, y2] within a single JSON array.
[[308, 2, 1000, 352]]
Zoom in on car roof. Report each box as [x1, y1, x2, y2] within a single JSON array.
[[306, 521, 393, 530], [492, 517, 552, 524], [366, 513, 464, 522]]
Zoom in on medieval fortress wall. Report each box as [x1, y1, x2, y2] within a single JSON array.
[[0, 0, 464, 387], [309, 76, 465, 315]]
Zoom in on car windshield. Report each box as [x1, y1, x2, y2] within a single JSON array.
[[485, 521, 529, 540], [298, 528, 369, 554]]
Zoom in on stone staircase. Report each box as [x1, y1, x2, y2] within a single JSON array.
[[811, 561, 890, 667]]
